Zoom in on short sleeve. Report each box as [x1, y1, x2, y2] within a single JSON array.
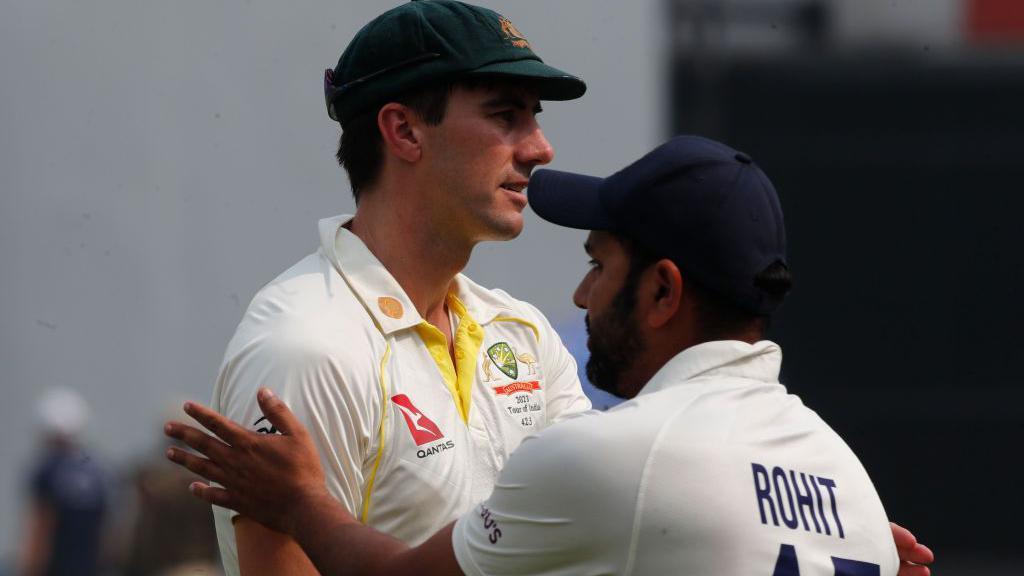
[[451, 419, 635, 576], [213, 324, 381, 518]]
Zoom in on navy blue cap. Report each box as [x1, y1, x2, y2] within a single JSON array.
[[528, 135, 788, 315]]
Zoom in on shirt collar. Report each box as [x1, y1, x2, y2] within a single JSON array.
[[318, 215, 516, 335], [447, 274, 517, 326], [319, 214, 423, 335], [638, 340, 783, 397]]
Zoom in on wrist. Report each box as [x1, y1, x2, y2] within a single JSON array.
[[288, 486, 353, 539]]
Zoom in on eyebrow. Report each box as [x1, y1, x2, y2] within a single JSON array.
[[583, 240, 593, 255], [482, 95, 543, 114]]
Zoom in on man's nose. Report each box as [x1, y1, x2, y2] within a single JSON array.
[[573, 275, 590, 310], [517, 125, 554, 167]]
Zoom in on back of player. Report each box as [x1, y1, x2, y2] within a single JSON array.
[[453, 341, 898, 575], [628, 346, 898, 575]]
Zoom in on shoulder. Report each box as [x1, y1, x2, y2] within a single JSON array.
[[457, 275, 558, 340], [503, 404, 665, 488], [457, 275, 543, 318], [216, 251, 385, 410], [228, 250, 380, 365]]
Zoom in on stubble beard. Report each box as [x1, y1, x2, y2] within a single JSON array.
[[585, 286, 646, 399]]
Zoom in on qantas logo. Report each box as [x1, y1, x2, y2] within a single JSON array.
[[391, 394, 444, 446]]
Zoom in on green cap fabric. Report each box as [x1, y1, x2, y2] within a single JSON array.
[[324, 0, 586, 124]]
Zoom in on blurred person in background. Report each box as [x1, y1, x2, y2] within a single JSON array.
[[118, 402, 221, 576], [18, 387, 108, 576]]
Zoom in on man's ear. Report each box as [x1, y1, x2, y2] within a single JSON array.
[[378, 103, 422, 163], [646, 259, 683, 329]]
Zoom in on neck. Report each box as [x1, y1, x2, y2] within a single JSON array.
[[349, 190, 474, 321]]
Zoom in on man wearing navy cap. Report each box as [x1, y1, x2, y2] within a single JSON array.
[[169, 136, 934, 574]]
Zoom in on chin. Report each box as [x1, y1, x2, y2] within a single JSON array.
[[480, 213, 524, 241]]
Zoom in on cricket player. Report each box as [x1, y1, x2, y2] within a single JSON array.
[[169, 136, 935, 575], [210, 1, 592, 574]]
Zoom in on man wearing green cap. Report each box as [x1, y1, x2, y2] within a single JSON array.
[[208, 1, 592, 574]]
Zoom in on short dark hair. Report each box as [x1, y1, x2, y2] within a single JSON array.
[[613, 232, 793, 340], [336, 75, 512, 203], [336, 81, 451, 203]]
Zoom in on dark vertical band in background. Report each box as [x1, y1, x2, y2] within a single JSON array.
[[671, 54, 1024, 554]]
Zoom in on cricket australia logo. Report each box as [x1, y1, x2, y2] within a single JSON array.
[[485, 342, 518, 380], [499, 16, 531, 49]]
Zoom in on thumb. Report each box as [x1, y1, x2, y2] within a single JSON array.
[[257, 388, 304, 437]]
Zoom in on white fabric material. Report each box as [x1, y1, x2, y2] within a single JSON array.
[[211, 215, 590, 576], [453, 340, 898, 575]]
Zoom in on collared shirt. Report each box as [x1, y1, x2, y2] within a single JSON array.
[[211, 215, 590, 575], [453, 340, 898, 575]]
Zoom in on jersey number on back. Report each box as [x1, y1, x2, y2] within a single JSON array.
[[772, 544, 879, 576]]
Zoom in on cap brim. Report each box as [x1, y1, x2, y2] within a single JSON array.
[[468, 59, 586, 101], [528, 169, 613, 230]]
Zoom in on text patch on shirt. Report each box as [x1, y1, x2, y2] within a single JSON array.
[[481, 341, 545, 428], [751, 462, 845, 539]]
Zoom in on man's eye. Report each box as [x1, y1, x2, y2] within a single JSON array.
[[494, 110, 516, 124], [588, 259, 601, 270]]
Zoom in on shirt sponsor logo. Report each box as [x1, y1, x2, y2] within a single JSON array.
[[417, 439, 455, 459], [252, 416, 278, 435], [477, 503, 503, 544], [391, 394, 444, 446]]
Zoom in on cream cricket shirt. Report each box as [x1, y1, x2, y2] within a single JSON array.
[[211, 215, 590, 576], [453, 341, 899, 575]]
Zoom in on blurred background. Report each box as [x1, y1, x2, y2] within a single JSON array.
[[1, 0, 1021, 574]]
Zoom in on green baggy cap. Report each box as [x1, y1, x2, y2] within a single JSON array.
[[325, 0, 587, 124]]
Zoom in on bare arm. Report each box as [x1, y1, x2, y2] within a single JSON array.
[[165, 389, 462, 576], [235, 517, 319, 576]]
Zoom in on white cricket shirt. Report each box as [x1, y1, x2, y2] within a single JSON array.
[[211, 215, 590, 576], [453, 340, 898, 575]]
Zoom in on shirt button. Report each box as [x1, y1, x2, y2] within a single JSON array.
[[455, 350, 465, 360], [467, 324, 478, 333]]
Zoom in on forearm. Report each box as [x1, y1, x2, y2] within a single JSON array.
[[235, 516, 319, 576], [290, 491, 409, 575]]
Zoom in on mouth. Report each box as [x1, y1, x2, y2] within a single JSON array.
[[499, 181, 528, 195]]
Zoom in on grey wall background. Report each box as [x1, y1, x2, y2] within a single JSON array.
[[3, 0, 1004, 569], [0, 0, 665, 561]]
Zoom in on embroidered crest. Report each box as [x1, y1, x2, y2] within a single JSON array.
[[486, 342, 518, 379], [516, 351, 538, 375], [499, 16, 531, 49]]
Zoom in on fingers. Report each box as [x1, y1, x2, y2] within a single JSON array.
[[256, 388, 305, 438], [890, 522, 916, 549], [165, 421, 232, 463], [898, 563, 931, 576], [182, 401, 251, 446], [166, 446, 229, 486], [890, 522, 935, 565], [900, 543, 934, 565], [187, 481, 238, 510]]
